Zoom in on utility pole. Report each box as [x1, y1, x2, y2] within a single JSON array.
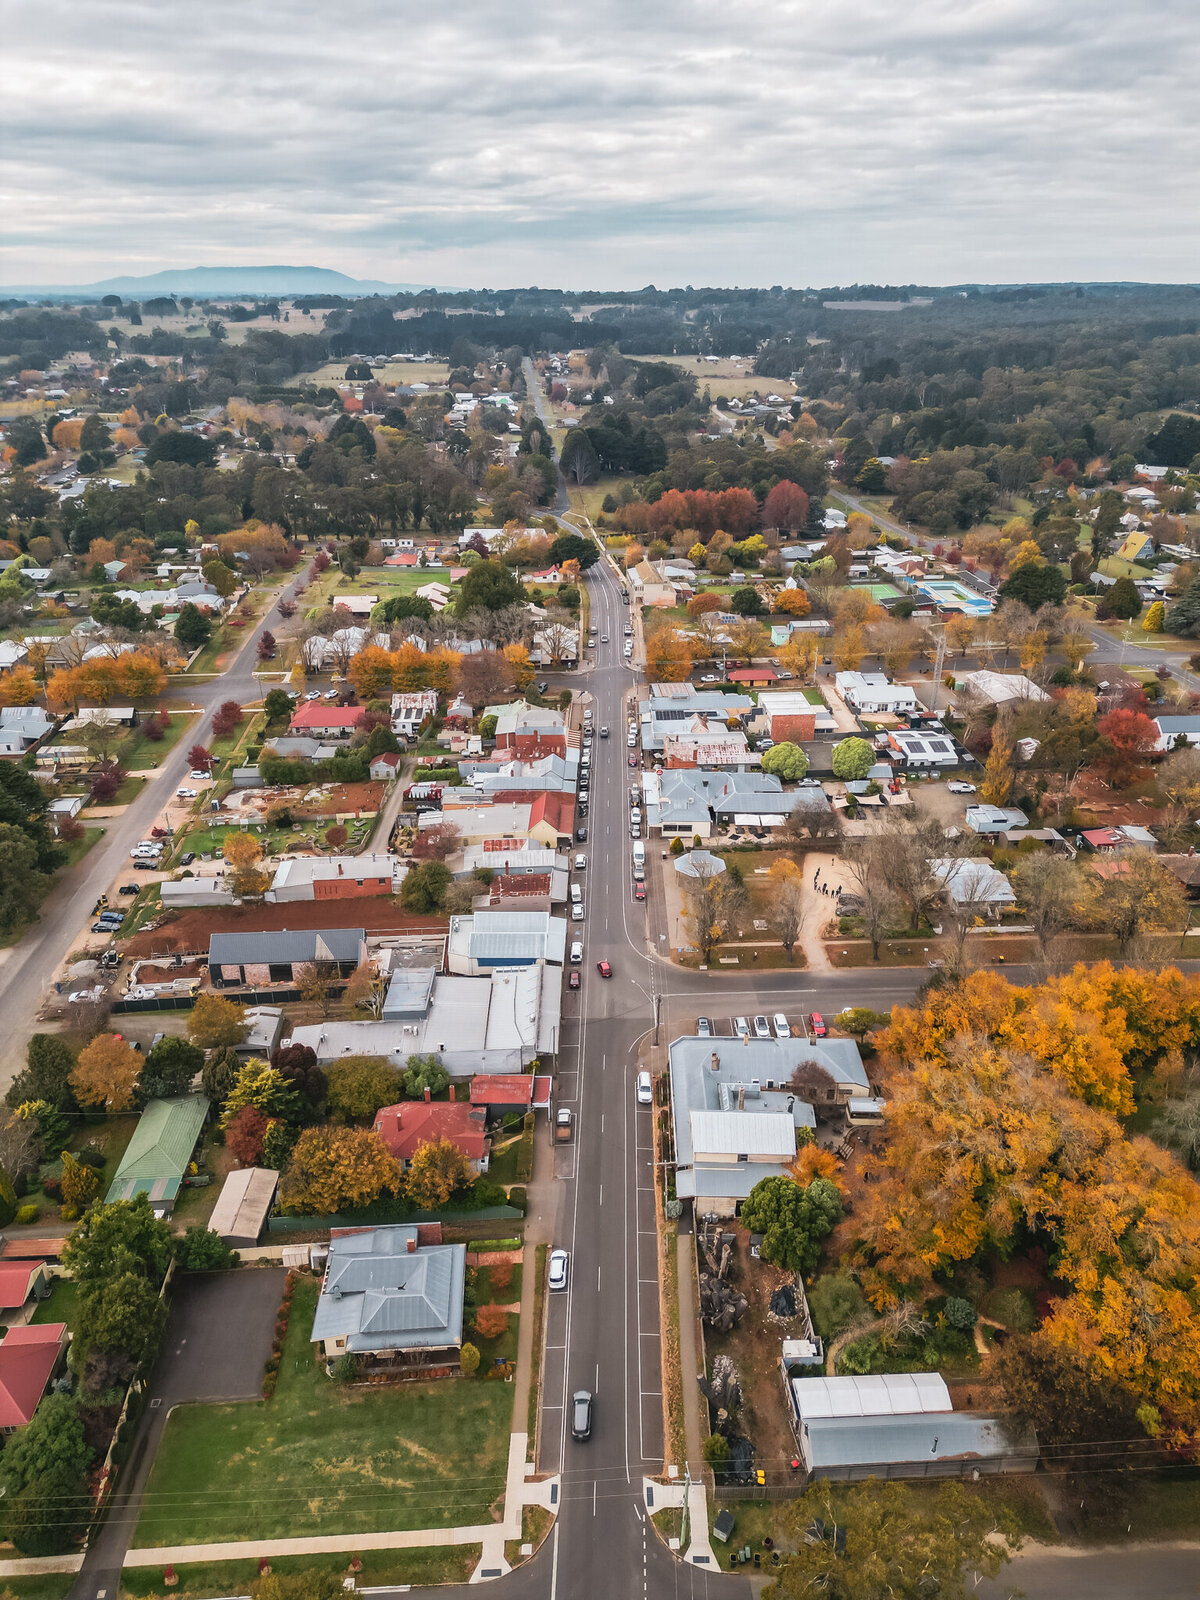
[[929, 627, 946, 713], [680, 1462, 691, 1553]]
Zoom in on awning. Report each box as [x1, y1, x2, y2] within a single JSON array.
[[733, 813, 784, 828]]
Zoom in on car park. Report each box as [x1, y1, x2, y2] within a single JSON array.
[[733, 1016, 750, 1038], [773, 1013, 790, 1039], [549, 1249, 570, 1291], [568, 969, 581, 989], [597, 960, 612, 978], [571, 1390, 593, 1441], [753, 1015, 772, 1039], [636, 1070, 653, 1105], [696, 1016, 712, 1038], [948, 781, 977, 794], [809, 1012, 827, 1038]]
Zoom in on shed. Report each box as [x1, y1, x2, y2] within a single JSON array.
[[105, 1093, 210, 1213], [208, 1167, 279, 1247]]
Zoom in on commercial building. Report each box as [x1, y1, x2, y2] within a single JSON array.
[[834, 673, 920, 717], [268, 854, 404, 902], [208, 928, 366, 987]]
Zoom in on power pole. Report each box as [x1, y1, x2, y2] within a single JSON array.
[[929, 628, 946, 713], [680, 1462, 691, 1553]]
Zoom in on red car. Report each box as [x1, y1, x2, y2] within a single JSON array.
[[809, 1012, 827, 1038], [627, 753, 638, 767], [568, 969, 581, 990], [634, 883, 645, 901], [597, 960, 613, 978]]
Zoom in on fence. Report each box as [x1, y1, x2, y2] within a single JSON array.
[[268, 1203, 522, 1235]]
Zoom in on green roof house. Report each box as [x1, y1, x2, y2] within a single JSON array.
[[105, 1093, 210, 1214]]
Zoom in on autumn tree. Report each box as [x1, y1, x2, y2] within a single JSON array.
[[404, 1135, 473, 1210], [187, 993, 248, 1050], [211, 699, 244, 737], [762, 479, 810, 531], [226, 1105, 271, 1166], [324, 1055, 401, 1120], [70, 1033, 141, 1111], [978, 714, 1015, 806], [473, 1304, 509, 1340], [220, 1059, 302, 1128], [1094, 848, 1187, 953], [344, 960, 388, 1018], [296, 959, 340, 1015], [1093, 708, 1160, 787], [643, 626, 693, 682], [944, 613, 976, 658], [187, 743, 214, 774], [280, 1126, 401, 1214], [1011, 853, 1093, 960]]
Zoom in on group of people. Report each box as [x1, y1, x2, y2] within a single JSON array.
[[812, 867, 841, 899]]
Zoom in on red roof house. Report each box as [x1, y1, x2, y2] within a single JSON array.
[[385, 551, 420, 567], [469, 1074, 535, 1108], [527, 791, 575, 846], [373, 1095, 490, 1175], [729, 667, 781, 687], [0, 1261, 49, 1312], [369, 751, 403, 779], [0, 1323, 67, 1431], [288, 702, 366, 736]]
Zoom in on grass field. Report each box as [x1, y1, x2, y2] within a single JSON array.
[[132, 1276, 513, 1547], [120, 709, 199, 770], [297, 358, 451, 387], [61, 825, 105, 868], [625, 354, 795, 400], [119, 1544, 480, 1597]]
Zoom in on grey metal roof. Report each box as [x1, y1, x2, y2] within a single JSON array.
[[690, 1111, 797, 1157], [310, 1227, 466, 1353], [209, 928, 364, 966], [802, 1412, 1034, 1471], [382, 966, 438, 1019]]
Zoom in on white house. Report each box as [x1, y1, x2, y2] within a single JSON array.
[[835, 672, 919, 717], [390, 689, 439, 739]]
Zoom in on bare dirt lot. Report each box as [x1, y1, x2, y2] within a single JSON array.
[[124, 899, 449, 957]]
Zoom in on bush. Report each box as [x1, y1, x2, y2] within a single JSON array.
[[984, 1286, 1037, 1333], [15, 1203, 39, 1225], [40, 1176, 62, 1201], [806, 1270, 869, 1341], [490, 1260, 514, 1293], [332, 1352, 358, 1382], [943, 1296, 978, 1331], [459, 1341, 481, 1376], [75, 1145, 106, 1169], [508, 1185, 526, 1213], [703, 1433, 730, 1466], [474, 1304, 509, 1340]]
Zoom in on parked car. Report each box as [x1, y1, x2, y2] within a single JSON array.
[[636, 1070, 653, 1105], [574, 854, 586, 871], [597, 960, 612, 978], [118, 883, 140, 896], [67, 986, 104, 1004], [627, 754, 638, 768], [304, 689, 321, 701], [773, 1013, 790, 1039], [634, 882, 645, 901], [176, 787, 197, 799], [576, 827, 588, 842], [753, 1015, 772, 1039], [188, 768, 211, 781], [948, 781, 977, 794], [133, 861, 158, 871], [570, 940, 583, 963], [568, 969, 581, 990], [733, 1016, 750, 1038], [700, 673, 718, 683], [180, 851, 196, 866], [809, 1012, 827, 1038], [90, 922, 114, 934], [555, 1108, 574, 1143], [572, 1390, 593, 1441], [696, 1016, 712, 1038], [549, 1249, 570, 1292], [627, 733, 637, 747]]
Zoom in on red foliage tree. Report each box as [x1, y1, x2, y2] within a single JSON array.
[[410, 822, 462, 861], [716, 487, 759, 535], [1094, 708, 1160, 787], [312, 552, 331, 573], [257, 631, 276, 660], [187, 744, 214, 772], [324, 824, 349, 849], [89, 759, 126, 801], [211, 700, 244, 737], [226, 1105, 270, 1166], [762, 479, 810, 532], [141, 710, 170, 742]]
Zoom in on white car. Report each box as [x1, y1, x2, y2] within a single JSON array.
[[700, 673, 718, 683], [753, 1015, 772, 1039], [176, 787, 197, 799], [574, 854, 586, 871], [624, 644, 633, 657], [571, 903, 584, 920], [627, 733, 637, 747], [548, 1249, 570, 1292], [304, 689, 322, 700], [636, 1070, 653, 1105], [601, 634, 609, 643], [948, 781, 977, 794], [67, 986, 104, 1004], [188, 768, 211, 781], [773, 1013, 791, 1039], [733, 1016, 750, 1038]]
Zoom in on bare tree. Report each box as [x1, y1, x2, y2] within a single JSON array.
[[840, 831, 901, 960], [772, 880, 807, 963], [681, 857, 745, 965], [1010, 854, 1092, 962], [879, 813, 976, 934], [934, 860, 1003, 972]]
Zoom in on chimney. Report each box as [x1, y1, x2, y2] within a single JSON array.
[[406, 1236, 417, 1253], [737, 1084, 745, 1112], [424, 1086, 432, 1102], [448, 1083, 455, 1102], [337, 861, 343, 875], [710, 1052, 720, 1073]]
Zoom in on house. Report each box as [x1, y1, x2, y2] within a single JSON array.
[[329, 595, 378, 618], [1081, 825, 1159, 853], [0, 1260, 51, 1316], [1116, 532, 1155, 565], [258, 736, 341, 764], [530, 619, 579, 666], [301, 627, 384, 671], [446, 910, 567, 975], [105, 1093, 210, 1213], [0, 641, 28, 674], [0, 705, 56, 751], [964, 805, 1028, 835], [627, 559, 678, 608], [310, 1224, 466, 1371], [459, 839, 563, 877], [784, 1371, 1037, 1484], [492, 702, 567, 758], [643, 688, 755, 753], [468, 1073, 549, 1121], [835, 672, 919, 717], [1153, 714, 1200, 752], [419, 802, 536, 846], [415, 581, 453, 610], [390, 689, 439, 738], [1159, 854, 1200, 899], [711, 774, 831, 829], [728, 666, 782, 689], [208, 1167, 279, 1248], [668, 1035, 869, 1215], [369, 751, 403, 780], [268, 854, 403, 902], [209, 928, 366, 986], [0, 1324, 68, 1431], [754, 690, 828, 741], [234, 1005, 285, 1058], [929, 857, 1017, 914], [374, 1091, 490, 1175], [47, 795, 85, 834], [487, 871, 554, 909], [958, 670, 1051, 707], [287, 702, 366, 738], [886, 728, 960, 768]]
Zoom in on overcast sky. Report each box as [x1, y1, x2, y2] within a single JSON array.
[[2, 0, 1195, 289]]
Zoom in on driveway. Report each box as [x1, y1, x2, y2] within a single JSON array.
[[69, 1267, 286, 1600]]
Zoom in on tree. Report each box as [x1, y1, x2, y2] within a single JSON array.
[[0, 824, 49, 933], [226, 1104, 271, 1165], [1011, 854, 1092, 960], [187, 743, 214, 773], [63, 1193, 173, 1285], [455, 559, 525, 615], [772, 1479, 1018, 1600], [59, 1151, 100, 1219], [763, 479, 810, 531], [70, 1033, 141, 1111], [474, 1303, 509, 1340], [176, 1225, 237, 1272], [998, 562, 1066, 608], [251, 1573, 344, 1600], [405, 1136, 472, 1210], [730, 585, 764, 617], [403, 1053, 450, 1099], [772, 587, 811, 618], [1143, 600, 1166, 633], [1095, 848, 1187, 954], [459, 1341, 481, 1376], [262, 688, 292, 724], [75, 1270, 168, 1388], [324, 1055, 401, 1120], [1166, 575, 1200, 638], [258, 629, 277, 660], [945, 613, 976, 658], [174, 602, 212, 650], [400, 859, 452, 913], [830, 737, 875, 781], [6, 1466, 90, 1556], [979, 716, 1015, 805], [547, 532, 599, 570], [681, 855, 742, 965], [220, 1060, 302, 1128], [834, 1008, 887, 1042], [201, 1045, 240, 1108], [272, 1043, 326, 1112], [643, 627, 693, 682], [7, 1034, 76, 1110], [187, 993, 248, 1050], [726, 618, 769, 663], [739, 1175, 842, 1275], [296, 959, 340, 1016], [1093, 707, 1160, 787], [280, 1126, 401, 1214], [344, 961, 388, 1019], [136, 1035, 204, 1102], [760, 741, 809, 780], [211, 699, 244, 737], [771, 878, 807, 962], [1100, 575, 1143, 621]]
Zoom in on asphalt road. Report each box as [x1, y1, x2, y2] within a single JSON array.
[[0, 568, 307, 1087]]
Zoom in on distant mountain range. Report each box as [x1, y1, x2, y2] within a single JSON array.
[[1, 265, 445, 298]]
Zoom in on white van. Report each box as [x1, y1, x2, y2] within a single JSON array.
[[632, 840, 645, 881], [571, 882, 583, 906], [570, 940, 584, 963]]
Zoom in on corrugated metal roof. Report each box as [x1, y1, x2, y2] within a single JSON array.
[[689, 1111, 797, 1158], [792, 1373, 950, 1421], [311, 1227, 466, 1352], [106, 1094, 209, 1203], [803, 1412, 1031, 1470], [209, 928, 364, 966]]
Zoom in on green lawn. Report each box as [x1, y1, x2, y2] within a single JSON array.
[[119, 1544, 480, 1598], [121, 709, 198, 769], [61, 825, 105, 867], [132, 1277, 513, 1547], [0, 1576, 77, 1600], [31, 1279, 81, 1334]]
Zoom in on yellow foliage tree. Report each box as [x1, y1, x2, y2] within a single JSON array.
[[644, 628, 693, 682], [405, 1136, 473, 1211], [280, 1126, 401, 1215], [503, 643, 535, 691], [70, 1033, 141, 1111], [979, 717, 1014, 805], [831, 625, 865, 671], [0, 668, 37, 708]]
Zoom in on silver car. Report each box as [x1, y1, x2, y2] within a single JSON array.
[[549, 1249, 569, 1292]]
